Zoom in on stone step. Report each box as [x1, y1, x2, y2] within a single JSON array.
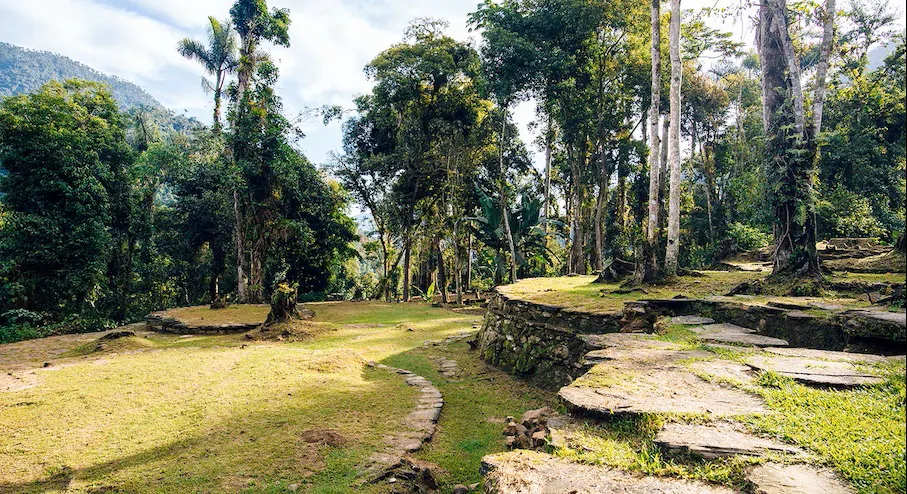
[[745, 354, 884, 388], [559, 367, 766, 418], [746, 463, 854, 494], [654, 422, 802, 460], [692, 323, 790, 347], [763, 346, 899, 364], [481, 450, 737, 493], [672, 315, 716, 325]]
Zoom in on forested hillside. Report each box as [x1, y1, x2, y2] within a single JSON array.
[[0, 42, 162, 109]]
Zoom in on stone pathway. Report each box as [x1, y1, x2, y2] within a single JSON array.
[[691, 323, 790, 347], [654, 422, 803, 460], [361, 362, 443, 480], [560, 339, 767, 417], [747, 463, 854, 494], [745, 354, 884, 388], [482, 450, 737, 494], [482, 305, 904, 493], [431, 356, 460, 379]]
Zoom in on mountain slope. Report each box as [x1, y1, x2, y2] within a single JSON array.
[[0, 42, 162, 109]]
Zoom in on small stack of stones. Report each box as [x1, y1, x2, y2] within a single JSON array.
[[503, 407, 552, 451]]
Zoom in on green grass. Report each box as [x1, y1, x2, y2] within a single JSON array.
[[0, 302, 484, 493], [498, 272, 763, 313], [389, 342, 555, 489], [551, 415, 755, 488], [745, 364, 906, 494]]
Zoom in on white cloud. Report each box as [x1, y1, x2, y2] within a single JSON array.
[[0, 0, 491, 165]]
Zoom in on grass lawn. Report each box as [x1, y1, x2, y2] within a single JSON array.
[[0, 302, 558, 493], [497, 272, 763, 313]]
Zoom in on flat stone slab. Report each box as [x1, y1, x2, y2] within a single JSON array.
[[482, 450, 736, 494], [655, 422, 802, 460], [560, 367, 766, 417], [746, 354, 884, 388], [673, 315, 716, 325], [692, 323, 790, 347], [763, 347, 894, 364], [845, 310, 906, 327], [746, 463, 854, 494], [689, 360, 756, 385]]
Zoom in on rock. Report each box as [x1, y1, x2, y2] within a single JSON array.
[[745, 354, 884, 388], [672, 315, 716, 325], [99, 330, 136, 340], [691, 323, 790, 347], [287, 483, 299, 492], [654, 422, 802, 460], [689, 360, 756, 385], [559, 368, 766, 417], [746, 463, 854, 494], [763, 346, 893, 364], [481, 450, 736, 493], [766, 301, 812, 310], [452, 484, 469, 494], [520, 407, 552, 428]]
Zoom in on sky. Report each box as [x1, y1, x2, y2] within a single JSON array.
[[0, 0, 902, 173]]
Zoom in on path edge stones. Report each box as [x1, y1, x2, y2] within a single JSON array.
[[360, 361, 444, 483]]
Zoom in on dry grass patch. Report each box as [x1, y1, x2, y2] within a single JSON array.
[[163, 304, 271, 326]]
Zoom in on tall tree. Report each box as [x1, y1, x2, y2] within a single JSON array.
[[664, 0, 683, 275], [177, 17, 238, 131], [228, 0, 291, 302], [636, 0, 663, 282], [759, 0, 820, 276]]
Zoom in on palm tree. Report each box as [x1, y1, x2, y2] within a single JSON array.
[[177, 16, 238, 131]]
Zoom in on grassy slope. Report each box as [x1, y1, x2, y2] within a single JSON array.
[[0, 302, 559, 494]]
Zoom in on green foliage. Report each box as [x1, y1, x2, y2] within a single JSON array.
[[0, 80, 133, 316], [816, 186, 887, 239], [726, 222, 772, 251]]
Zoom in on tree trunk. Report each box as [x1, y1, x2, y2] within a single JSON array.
[[233, 189, 249, 302], [812, 0, 836, 136], [636, 0, 662, 283], [402, 239, 412, 301], [436, 237, 448, 304], [658, 117, 670, 230], [593, 145, 610, 272], [544, 114, 553, 229], [665, 0, 683, 277], [466, 233, 473, 292], [570, 149, 586, 275], [265, 283, 299, 325], [759, 0, 821, 277], [499, 107, 519, 283]]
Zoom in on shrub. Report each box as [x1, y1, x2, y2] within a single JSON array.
[[727, 222, 772, 251]]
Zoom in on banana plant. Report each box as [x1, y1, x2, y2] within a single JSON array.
[[467, 188, 562, 274]]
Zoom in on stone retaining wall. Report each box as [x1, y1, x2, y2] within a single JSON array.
[[144, 312, 260, 335], [477, 292, 624, 389]]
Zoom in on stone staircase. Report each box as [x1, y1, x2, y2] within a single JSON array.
[[482, 309, 905, 493]]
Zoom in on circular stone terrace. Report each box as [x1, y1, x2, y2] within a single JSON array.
[[476, 272, 905, 493]]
